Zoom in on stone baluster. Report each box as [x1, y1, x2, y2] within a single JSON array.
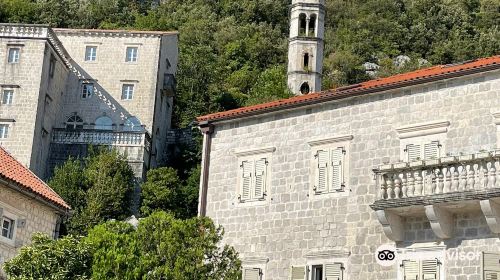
[[436, 168, 444, 194], [407, 172, 415, 197], [488, 161, 497, 189], [401, 173, 408, 198], [414, 171, 423, 196], [459, 165, 467, 191], [378, 174, 387, 200], [467, 164, 475, 190], [387, 175, 394, 199], [394, 176, 401, 199], [451, 167, 459, 192], [443, 167, 451, 193], [426, 170, 436, 196], [474, 163, 483, 190], [480, 161, 488, 189]]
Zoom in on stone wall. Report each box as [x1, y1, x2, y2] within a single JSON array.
[[205, 70, 500, 279], [0, 184, 60, 278]]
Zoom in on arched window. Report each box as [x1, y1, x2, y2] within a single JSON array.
[[95, 116, 113, 130], [300, 82, 310, 95], [123, 116, 142, 131], [304, 53, 310, 69], [309, 14, 317, 36], [66, 115, 84, 130], [299, 13, 307, 36]]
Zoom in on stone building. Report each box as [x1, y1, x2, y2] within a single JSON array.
[[0, 23, 178, 179], [287, 0, 325, 95], [196, 56, 500, 279], [0, 146, 70, 278]]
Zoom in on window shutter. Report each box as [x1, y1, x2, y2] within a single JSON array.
[[422, 259, 439, 280], [243, 268, 261, 280], [254, 158, 267, 199], [424, 141, 440, 160], [325, 263, 343, 280], [241, 160, 253, 201], [406, 144, 422, 162], [331, 148, 344, 191], [315, 150, 329, 193], [485, 272, 499, 280], [291, 266, 306, 280], [484, 252, 500, 280], [403, 260, 419, 280]]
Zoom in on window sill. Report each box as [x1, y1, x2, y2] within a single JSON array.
[[310, 189, 349, 199], [235, 198, 268, 207], [0, 236, 15, 248]]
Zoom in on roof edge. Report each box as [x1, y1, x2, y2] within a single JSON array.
[[53, 28, 179, 36], [197, 57, 500, 124]]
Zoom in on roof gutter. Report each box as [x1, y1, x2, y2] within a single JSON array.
[[0, 176, 70, 215], [197, 121, 214, 217], [198, 63, 500, 125]]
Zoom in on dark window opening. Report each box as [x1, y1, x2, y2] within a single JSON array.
[[300, 82, 310, 95], [299, 14, 307, 36], [309, 14, 317, 36], [304, 53, 310, 69], [312, 265, 323, 280]]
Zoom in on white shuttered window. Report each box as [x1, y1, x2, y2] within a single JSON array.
[[243, 268, 261, 280], [402, 259, 440, 280], [240, 157, 268, 202], [405, 140, 441, 162], [314, 147, 346, 194], [483, 252, 500, 280]]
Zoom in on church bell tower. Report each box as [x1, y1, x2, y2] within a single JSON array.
[[287, 0, 325, 95]]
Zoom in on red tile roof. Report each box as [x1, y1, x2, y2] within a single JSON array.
[[0, 147, 70, 211], [197, 55, 500, 123]]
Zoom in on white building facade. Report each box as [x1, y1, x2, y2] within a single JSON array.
[[197, 56, 500, 279], [0, 24, 178, 179]]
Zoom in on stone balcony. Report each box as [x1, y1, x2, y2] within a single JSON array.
[[51, 128, 151, 150], [0, 23, 49, 38], [371, 150, 500, 241]]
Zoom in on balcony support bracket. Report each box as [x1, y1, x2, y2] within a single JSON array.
[[376, 210, 404, 241], [480, 199, 500, 234], [425, 205, 454, 239]]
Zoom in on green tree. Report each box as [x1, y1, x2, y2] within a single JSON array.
[[3, 233, 93, 280], [49, 148, 135, 235], [86, 212, 241, 280], [245, 64, 292, 106]]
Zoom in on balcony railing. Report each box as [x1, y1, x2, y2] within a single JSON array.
[[0, 24, 48, 38], [375, 150, 500, 201], [51, 128, 151, 149], [372, 150, 500, 241]]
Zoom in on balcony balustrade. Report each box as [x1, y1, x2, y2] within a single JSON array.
[[0, 24, 48, 38], [51, 128, 151, 149], [371, 150, 500, 241]]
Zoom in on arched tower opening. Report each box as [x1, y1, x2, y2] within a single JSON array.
[[299, 13, 307, 36], [300, 82, 310, 95], [309, 14, 317, 36], [304, 53, 310, 69]]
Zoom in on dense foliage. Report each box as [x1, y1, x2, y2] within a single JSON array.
[[49, 148, 135, 235], [140, 166, 199, 218], [4, 212, 241, 280], [1, 0, 497, 127]]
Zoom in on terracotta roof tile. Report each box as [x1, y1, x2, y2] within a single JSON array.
[[0, 146, 70, 210], [197, 55, 500, 123]]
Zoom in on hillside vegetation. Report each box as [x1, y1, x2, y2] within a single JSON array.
[[1, 0, 498, 126]]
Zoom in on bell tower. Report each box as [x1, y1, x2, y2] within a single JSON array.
[[287, 0, 325, 95]]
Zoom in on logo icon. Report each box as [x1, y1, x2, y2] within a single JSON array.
[[375, 244, 397, 266]]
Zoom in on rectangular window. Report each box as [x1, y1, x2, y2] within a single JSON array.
[[49, 54, 56, 78], [314, 147, 346, 194], [8, 48, 20, 63], [85, 46, 97, 61], [402, 259, 440, 280], [2, 90, 14, 105], [121, 84, 134, 100], [242, 268, 261, 280], [126, 47, 138, 62], [1, 216, 14, 239], [81, 83, 94, 99], [483, 252, 500, 280], [0, 124, 9, 139], [239, 157, 268, 202], [405, 140, 441, 162]]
